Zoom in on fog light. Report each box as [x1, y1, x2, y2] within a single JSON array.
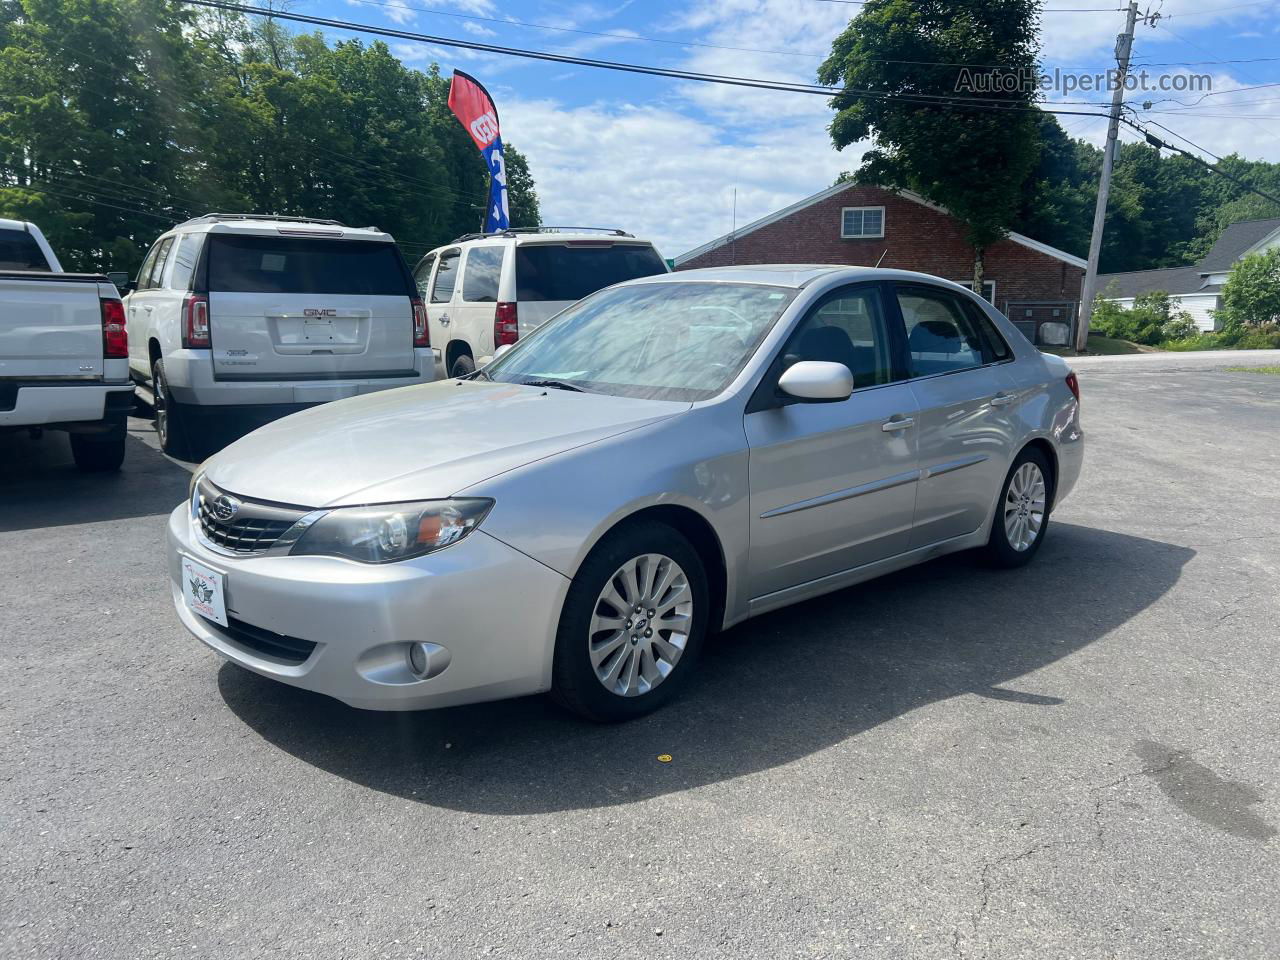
[[406, 641, 451, 680]]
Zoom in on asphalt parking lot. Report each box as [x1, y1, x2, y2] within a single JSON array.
[[3, 362, 1278, 959]]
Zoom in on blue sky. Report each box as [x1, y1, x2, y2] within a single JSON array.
[[294, 0, 1280, 257]]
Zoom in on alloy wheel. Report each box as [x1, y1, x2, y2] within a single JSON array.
[[1004, 461, 1047, 552], [154, 368, 169, 446], [588, 553, 693, 698]]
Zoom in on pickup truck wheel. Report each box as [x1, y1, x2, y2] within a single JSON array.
[[70, 433, 126, 472], [450, 354, 475, 378], [152, 359, 194, 460]]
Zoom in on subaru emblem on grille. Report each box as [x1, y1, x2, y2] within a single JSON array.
[[211, 494, 241, 522]]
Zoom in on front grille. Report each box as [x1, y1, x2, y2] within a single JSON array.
[[218, 616, 318, 664], [195, 478, 308, 555]]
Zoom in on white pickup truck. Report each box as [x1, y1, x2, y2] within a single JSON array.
[[0, 218, 134, 471]]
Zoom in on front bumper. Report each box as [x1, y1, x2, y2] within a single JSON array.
[[166, 503, 570, 711]]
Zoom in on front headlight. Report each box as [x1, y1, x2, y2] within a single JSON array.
[[288, 499, 494, 564]]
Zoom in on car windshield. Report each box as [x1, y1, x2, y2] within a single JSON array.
[[484, 281, 797, 401]]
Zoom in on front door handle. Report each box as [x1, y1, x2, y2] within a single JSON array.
[[990, 392, 1015, 407], [882, 416, 915, 432]]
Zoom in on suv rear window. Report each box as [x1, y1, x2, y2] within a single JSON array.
[[208, 235, 410, 295], [0, 227, 50, 271], [514, 243, 666, 302]]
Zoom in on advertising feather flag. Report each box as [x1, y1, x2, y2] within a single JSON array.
[[448, 71, 509, 233]]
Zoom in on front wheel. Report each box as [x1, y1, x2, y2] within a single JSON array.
[[551, 523, 709, 722], [985, 447, 1053, 568]]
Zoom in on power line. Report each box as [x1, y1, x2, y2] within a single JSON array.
[[1122, 115, 1280, 205], [182, 0, 1117, 117]]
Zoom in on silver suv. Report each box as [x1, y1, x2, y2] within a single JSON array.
[[412, 228, 668, 378], [124, 214, 434, 458]]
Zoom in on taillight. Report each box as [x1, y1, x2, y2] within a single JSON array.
[[495, 301, 519, 347], [101, 298, 128, 358], [183, 294, 210, 348], [1065, 371, 1080, 403], [411, 296, 429, 348]]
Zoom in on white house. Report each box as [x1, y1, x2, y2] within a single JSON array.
[[1098, 217, 1280, 331]]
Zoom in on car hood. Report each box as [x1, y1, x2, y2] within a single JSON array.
[[203, 380, 688, 508]]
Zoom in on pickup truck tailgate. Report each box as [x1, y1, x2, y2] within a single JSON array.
[[0, 273, 106, 378]]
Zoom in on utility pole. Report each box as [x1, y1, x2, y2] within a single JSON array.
[[1075, 0, 1140, 352]]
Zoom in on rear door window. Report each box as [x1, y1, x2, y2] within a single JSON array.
[[0, 227, 50, 270], [515, 243, 667, 302], [207, 235, 411, 295], [462, 246, 504, 302], [896, 285, 994, 377], [430, 249, 459, 303], [145, 236, 174, 289]]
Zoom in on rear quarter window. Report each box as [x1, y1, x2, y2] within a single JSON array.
[[0, 228, 50, 271], [462, 246, 504, 302], [207, 235, 411, 295], [514, 243, 667, 302]]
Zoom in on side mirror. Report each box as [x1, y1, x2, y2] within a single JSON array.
[[106, 271, 130, 292], [777, 361, 853, 403], [487, 344, 513, 364]]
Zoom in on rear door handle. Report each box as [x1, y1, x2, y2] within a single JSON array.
[[439, 314, 451, 326], [882, 416, 915, 432], [990, 392, 1015, 407]]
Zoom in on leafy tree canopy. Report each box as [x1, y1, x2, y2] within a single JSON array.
[[0, 0, 540, 273]]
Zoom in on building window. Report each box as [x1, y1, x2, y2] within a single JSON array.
[[949, 279, 996, 303], [841, 206, 885, 239]]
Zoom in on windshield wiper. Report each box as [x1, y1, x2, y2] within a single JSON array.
[[520, 378, 588, 393], [461, 366, 491, 381]]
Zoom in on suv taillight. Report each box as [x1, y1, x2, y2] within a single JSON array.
[[101, 298, 128, 358], [1065, 371, 1080, 403], [495, 302, 519, 347], [411, 296, 429, 348], [183, 294, 210, 348]]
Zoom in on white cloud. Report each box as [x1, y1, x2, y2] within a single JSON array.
[[461, 21, 497, 37], [501, 97, 858, 259]]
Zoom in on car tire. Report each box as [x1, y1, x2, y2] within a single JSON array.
[[985, 446, 1053, 568], [70, 432, 126, 472], [551, 522, 709, 722], [450, 354, 475, 378], [152, 358, 195, 461]]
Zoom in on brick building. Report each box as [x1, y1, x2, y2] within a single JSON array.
[[675, 183, 1086, 345]]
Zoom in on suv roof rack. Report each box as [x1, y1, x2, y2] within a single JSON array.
[[449, 226, 634, 243], [179, 213, 350, 228]]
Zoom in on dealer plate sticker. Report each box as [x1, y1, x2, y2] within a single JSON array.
[[182, 556, 227, 627]]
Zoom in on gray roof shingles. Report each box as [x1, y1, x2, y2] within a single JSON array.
[[1098, 217, 1280, 299]]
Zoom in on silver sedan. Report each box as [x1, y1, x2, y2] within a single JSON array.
[[167, 266, 1083, 721]]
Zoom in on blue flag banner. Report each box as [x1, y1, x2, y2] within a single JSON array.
[[448, 70, 510, 233]]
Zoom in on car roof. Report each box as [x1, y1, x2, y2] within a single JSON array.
[[169, 215, 391, 242], [0, 217, 33, 231], [618, 264, 981, 293]]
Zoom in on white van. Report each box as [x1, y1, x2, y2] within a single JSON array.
[[125, 214, 434, 458], [411, 229, 668, 377]]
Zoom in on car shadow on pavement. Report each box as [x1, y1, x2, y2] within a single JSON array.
[[0, 421, 192, 532], [217, 521, 1194, 814]]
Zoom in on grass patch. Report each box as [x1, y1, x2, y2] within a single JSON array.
[[1041, 336, 1158, 358], [1224, 365, 1280, 375]]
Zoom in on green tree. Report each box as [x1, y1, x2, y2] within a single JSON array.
[[819, 0, 1042, 292], [1217, 247, 1280, 330], [0, 1, 541, 272], [504, 145, 540, 228]]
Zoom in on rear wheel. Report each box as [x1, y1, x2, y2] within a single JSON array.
[[450, 354, 475, 378], [551, 523, 709, 722], [152, 358, 194, 460], [70, 432, 125, 472], [985, 447, 1052, 568]]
